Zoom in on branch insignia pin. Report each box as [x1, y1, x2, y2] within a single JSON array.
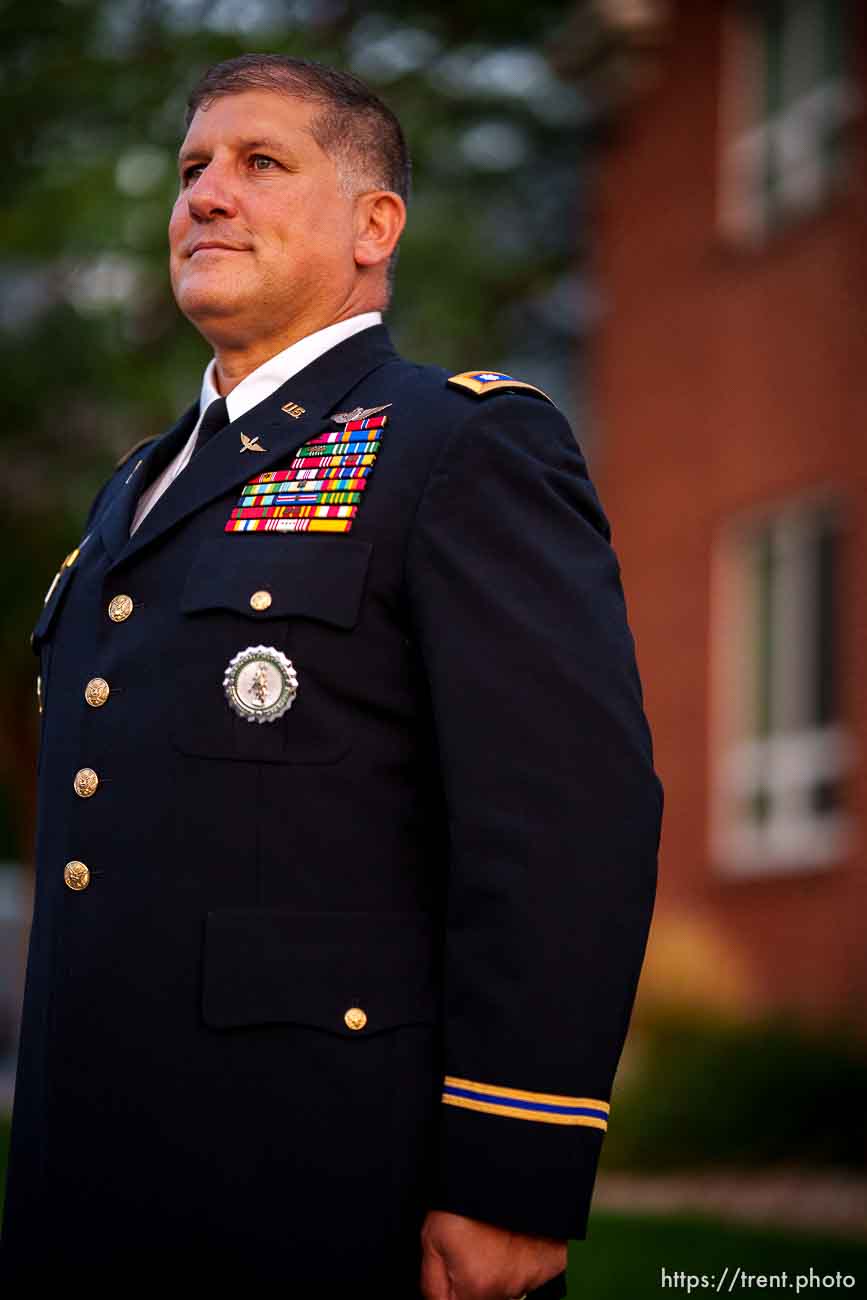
[[240, 432, 267, 454]]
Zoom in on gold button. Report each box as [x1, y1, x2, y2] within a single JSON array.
[[108, 594, 134, 623], [250, 589, 273, 612], [64, 860, 90, 891], [73, 767, 99, 799], [85, 677, 110, 708], [344, 1007, 367, 1032]]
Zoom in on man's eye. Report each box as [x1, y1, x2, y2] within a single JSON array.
[[250, 155, 276, 171], [182, 164, 205, 185]]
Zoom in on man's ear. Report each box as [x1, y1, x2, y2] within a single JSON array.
[[354, 191, 407, 269]]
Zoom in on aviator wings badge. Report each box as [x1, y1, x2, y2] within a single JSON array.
[[331, 403, 392, 425], [240, 432, 268, 453]]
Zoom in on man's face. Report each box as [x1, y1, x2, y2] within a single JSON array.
[[169, 90, 360, 346]]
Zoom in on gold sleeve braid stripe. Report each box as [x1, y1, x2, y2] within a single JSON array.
[[442, 1076, 609, 1130]]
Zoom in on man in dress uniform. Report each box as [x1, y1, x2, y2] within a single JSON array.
[[1, 55, 662, 1298]]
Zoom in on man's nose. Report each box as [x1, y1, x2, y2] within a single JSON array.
[[186, 165, 239, 220]]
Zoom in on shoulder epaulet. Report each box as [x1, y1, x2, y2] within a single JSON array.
[[446, 370, 554, 404], [115, 436, 157, 471]]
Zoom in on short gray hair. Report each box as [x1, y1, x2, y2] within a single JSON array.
[[186, 54, 411, 291]]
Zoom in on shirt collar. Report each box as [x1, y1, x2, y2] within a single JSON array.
[[198, 311, 383, 423]]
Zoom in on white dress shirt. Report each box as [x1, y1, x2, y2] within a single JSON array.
[[130, 311, 382, 535]]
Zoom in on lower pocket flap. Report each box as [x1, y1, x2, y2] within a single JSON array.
[[202, 907, 439, 1034]]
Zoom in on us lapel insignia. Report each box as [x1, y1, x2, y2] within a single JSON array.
[[281, 401, 306, 419], [240, 432, 268, 453], [225, 410, 390, 534], [331, 402, 392, 425]]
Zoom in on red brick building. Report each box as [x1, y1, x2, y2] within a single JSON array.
[[582, 0, 867, 1027]]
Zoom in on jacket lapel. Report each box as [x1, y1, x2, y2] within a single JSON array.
[[107, 325, 397, 572], [98, 403, 200, 564]]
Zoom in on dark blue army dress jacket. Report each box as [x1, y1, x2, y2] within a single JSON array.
[[1, 324, 662, 1292]]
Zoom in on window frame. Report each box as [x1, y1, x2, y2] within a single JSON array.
[[709, 489, 855, 878], [717, 0, 860, 246]]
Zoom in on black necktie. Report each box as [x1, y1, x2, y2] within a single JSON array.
[[192, 397, 229, 457]]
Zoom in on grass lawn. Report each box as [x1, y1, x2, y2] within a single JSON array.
[[571, 1212, 867, 1298]]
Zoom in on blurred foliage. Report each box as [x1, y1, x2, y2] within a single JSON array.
[[630, 910, 760, 1026], [0, 0, 597, 858], [602, 1011, 867, 1172]]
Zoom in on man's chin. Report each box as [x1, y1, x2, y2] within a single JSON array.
[[174, 283, 249, 330]]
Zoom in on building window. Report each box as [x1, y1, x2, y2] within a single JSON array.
[[719, 0, 859, 244], [711, 498, 854, 874]]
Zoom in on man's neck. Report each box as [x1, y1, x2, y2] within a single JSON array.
[[212, 337, 301, 396], [207, 301, 384, 397]]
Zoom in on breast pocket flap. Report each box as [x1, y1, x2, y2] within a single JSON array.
[[181, 534, 372, 629]]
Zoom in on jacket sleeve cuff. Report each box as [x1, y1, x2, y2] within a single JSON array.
[[430, 1088, 606, 1241]]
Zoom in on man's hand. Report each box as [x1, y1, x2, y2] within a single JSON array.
[[420, 1210, 567, 1300]]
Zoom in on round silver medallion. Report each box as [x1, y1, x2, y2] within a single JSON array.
[[223, 645, 299, 724]]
